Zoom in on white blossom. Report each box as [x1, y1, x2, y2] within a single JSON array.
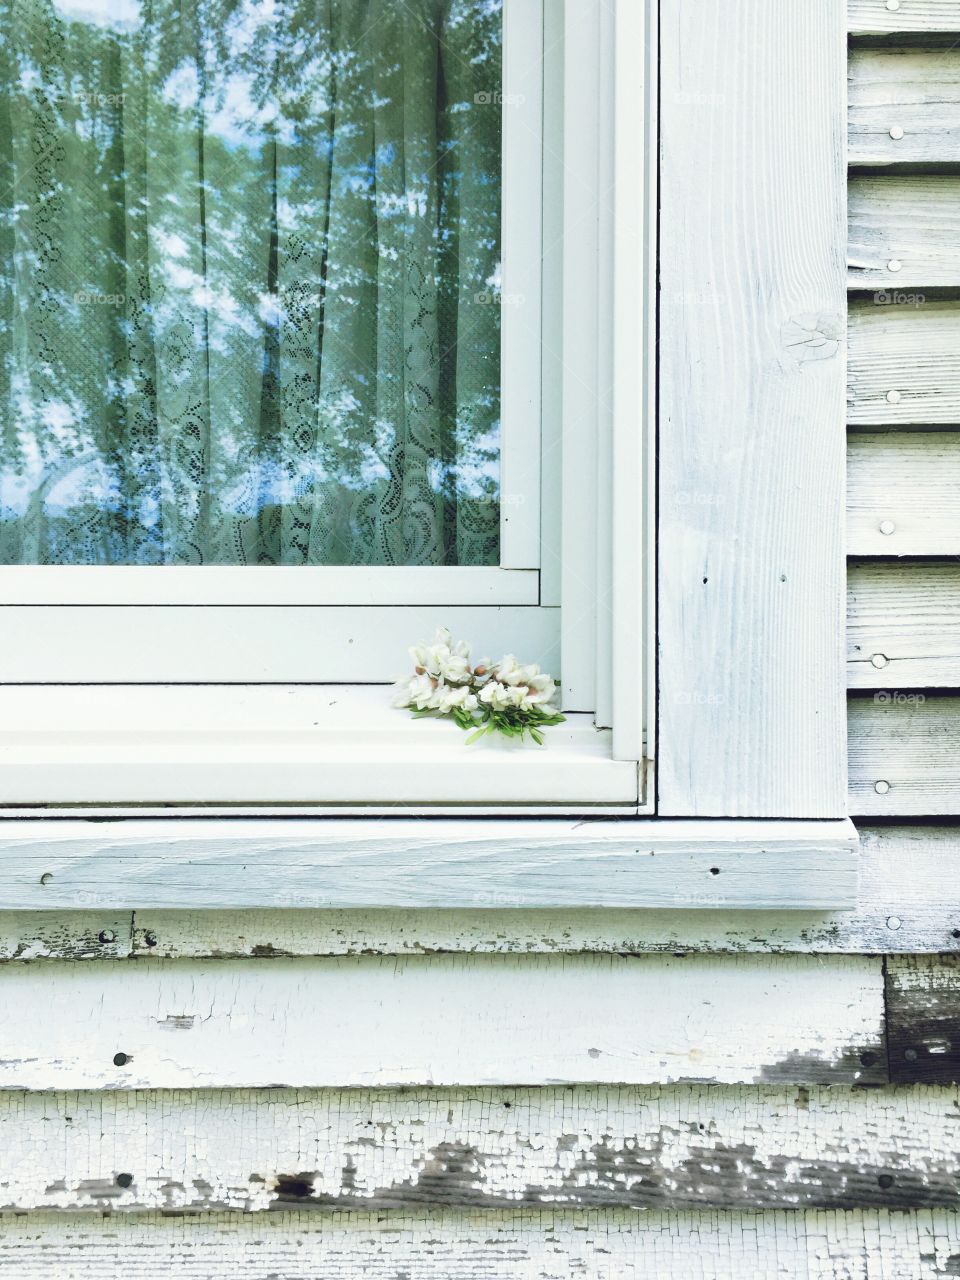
[[436, 684, 479, 713]]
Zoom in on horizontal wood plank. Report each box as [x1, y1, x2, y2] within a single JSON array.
[[0, 954, 885, 1089], [118, 826, 960, 956], [886, 955, 960, 1084], [847, 432, 960, 554], [3, 1082, 959, 1213], [849, 0, 960, 35], [1, 1208, 958, 1278], [849, 47, 960, 166], [849, 303, 960, 426], [848, 561, 960, 687], [849, 694, 960, 814], [849, 176, 960, 287], [0, 818, 858, 911]]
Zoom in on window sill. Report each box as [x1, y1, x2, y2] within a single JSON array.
[[0, 685, 640, 813], [0, 816, 859, 910]]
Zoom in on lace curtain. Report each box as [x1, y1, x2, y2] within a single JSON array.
[[0, 0, 501, 565]]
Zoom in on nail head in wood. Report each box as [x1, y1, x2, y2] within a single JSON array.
[[889, 125, 904, 140], [885, 390, 901, 405], [879, 520, 896, 536], [871, 654, 888, 669], [875, 780, 891, 794]]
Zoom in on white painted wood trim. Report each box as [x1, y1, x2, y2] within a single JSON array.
[[0, 1208, 955, 1279], [658, 0, 848, 816], [0, 817, 859, 909], [0, 952, 882, 1088], [499, 0, 544, 568], [610, 0, 648, 762], [0, 565, 539, 605], [559, 0, 603, 712], [5, 1082, 944, 1214]]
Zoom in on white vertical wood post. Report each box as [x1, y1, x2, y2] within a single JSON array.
[[658, 0, 847, 816]]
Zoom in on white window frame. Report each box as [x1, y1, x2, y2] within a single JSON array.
[[0, 0, 653, 814], [0, 0, 859, 914]]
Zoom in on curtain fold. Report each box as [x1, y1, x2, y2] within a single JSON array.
[[0, 0, 502, 565]]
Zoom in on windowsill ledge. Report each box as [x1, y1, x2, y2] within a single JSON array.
[[0, 685, 639, 811], [0, 816, 860, 910]]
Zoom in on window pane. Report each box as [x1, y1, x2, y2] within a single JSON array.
[[0, 0, 501, 565]]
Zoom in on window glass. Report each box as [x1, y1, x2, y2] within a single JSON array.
[[0, 0, 501, 566]]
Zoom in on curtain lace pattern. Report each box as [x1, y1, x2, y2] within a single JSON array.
[[0, 0, 502, 566]]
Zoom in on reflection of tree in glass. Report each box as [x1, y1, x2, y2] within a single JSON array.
[[0, 0, 502, 565]]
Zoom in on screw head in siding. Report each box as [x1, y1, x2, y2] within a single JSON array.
[[886, 915, 903, 931], [879, 520, 896, 536], [115, 1173, 134, 1189], [886, 0, 900, 10], [887, 259, 902, 273], [113, 1052, 130, 1067], [874, 780, 891, 794], [98, 930, 116, 944], [143, 931, 159, 948], [889, 125, 904, 140], [885, 389, 901, 404], [871, 654, 889, 669]]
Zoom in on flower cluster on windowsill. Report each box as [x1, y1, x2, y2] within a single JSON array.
[[391, 628, 566, 745]]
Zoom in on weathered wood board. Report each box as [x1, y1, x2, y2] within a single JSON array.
[[887, 955, 960, 1084], [0, 955, 885, 1089], [849, 0, 960, 35], [849, 695, 960, 815], [2, 1208, 959, 1278], [2, 1083, 958, 1214], [849, 47, 960, 165], [0, 818, 859, 911], [657, 0, 847, 816], [112, 827, 960, 957], [847, 433, 960, 555], [848, 562, 960, 688], [849, 177, 960, 288], [849, 303, 960, 426]]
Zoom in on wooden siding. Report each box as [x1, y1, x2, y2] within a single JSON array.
[[2, 1208, 960, 1279], [0, 954, 886, 1090], [849, 47, 960, 165], [0, 1083, 956, 1213]]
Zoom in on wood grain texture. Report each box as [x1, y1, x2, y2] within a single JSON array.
[[848, 562, 960, 687], [658, 0, 846, 816], [849, 176, 960, 287], [886, 955, 960, 1084], [849, 47, 960, 165], [0, 818, 858, 911], [0, 954, 885, 1089], [849, 302, 960, 426], [3, 1083, 959, 1213], [849, 0, 960, 35], [117, 827, 960, 957], [847, 432, 960, 554], [2, 1208, 960, 1278], [849, 695, 960, 815]]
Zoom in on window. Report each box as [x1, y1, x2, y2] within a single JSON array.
[[0, 0, 652, 812]]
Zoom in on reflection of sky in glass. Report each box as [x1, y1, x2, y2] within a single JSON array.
[[0, 0, 503, 566]]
